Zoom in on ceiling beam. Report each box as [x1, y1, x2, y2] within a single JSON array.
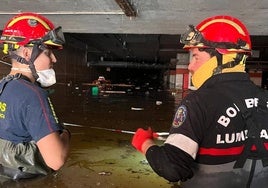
[[0, 11, 125, 16], [114, 0, 137, 17]]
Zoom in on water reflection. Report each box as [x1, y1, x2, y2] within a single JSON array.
[[1, 88, 185, 188]]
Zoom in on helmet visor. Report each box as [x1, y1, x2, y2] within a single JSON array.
[[42, 26, 65, 46], [180, 25, 204, 46]]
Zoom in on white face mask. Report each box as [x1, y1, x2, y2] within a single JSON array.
[[36, 69, 56, 87]]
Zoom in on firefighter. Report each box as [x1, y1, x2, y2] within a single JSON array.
[[0, 12, 70, 180], [132, 15, 268, 188]]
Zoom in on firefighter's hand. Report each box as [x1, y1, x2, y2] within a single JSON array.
[[132, 127, 154, 152]]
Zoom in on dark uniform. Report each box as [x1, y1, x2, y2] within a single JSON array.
[[0, 74, 63, 179], [146, 72, 268, 188]]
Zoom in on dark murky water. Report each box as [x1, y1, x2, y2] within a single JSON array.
[[0, 87, 185, 188]]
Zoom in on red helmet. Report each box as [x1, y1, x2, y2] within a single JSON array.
[[180, 15, 251, 54], [0, 12, 65, 51]]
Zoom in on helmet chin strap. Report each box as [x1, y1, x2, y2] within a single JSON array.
[[191, 53, 246, 89], [8, 43, 43, 80], [213, 53, 245, 75]]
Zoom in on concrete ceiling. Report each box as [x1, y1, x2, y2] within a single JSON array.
[[0, 0, 268, 67]]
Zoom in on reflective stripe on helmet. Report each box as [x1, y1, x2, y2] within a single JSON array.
[[198, 18, 247, 37], [7, 15, 52, 30]]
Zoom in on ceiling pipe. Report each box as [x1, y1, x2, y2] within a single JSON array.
[[88, 61, 169, 69]]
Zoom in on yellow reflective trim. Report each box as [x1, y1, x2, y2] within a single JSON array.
[[7, 15, 51, 30], [199, 18, 246, 36], [48, 97, 59, 123], [14, 44, 20, 49], [44, 40, 62, 46], [2, 43, 20, 54], [0, 113, 5, 119], [0, 102, 6, 112], [3, 44, 8, 54], [183, 43, 205, 49]]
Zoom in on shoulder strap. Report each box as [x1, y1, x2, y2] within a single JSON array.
[[228, 89, 268, 188], [0, 73, 22, 95], [226, 88, 268, 168]]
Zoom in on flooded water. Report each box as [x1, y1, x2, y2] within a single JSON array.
[[0, 86, 185, 188]]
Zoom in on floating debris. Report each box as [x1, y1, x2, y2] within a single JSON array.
[[131, 107, 144, 111], [98, 171, 112, 176], [156, 101, 162, 105], [140, 159, 149, 165]]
